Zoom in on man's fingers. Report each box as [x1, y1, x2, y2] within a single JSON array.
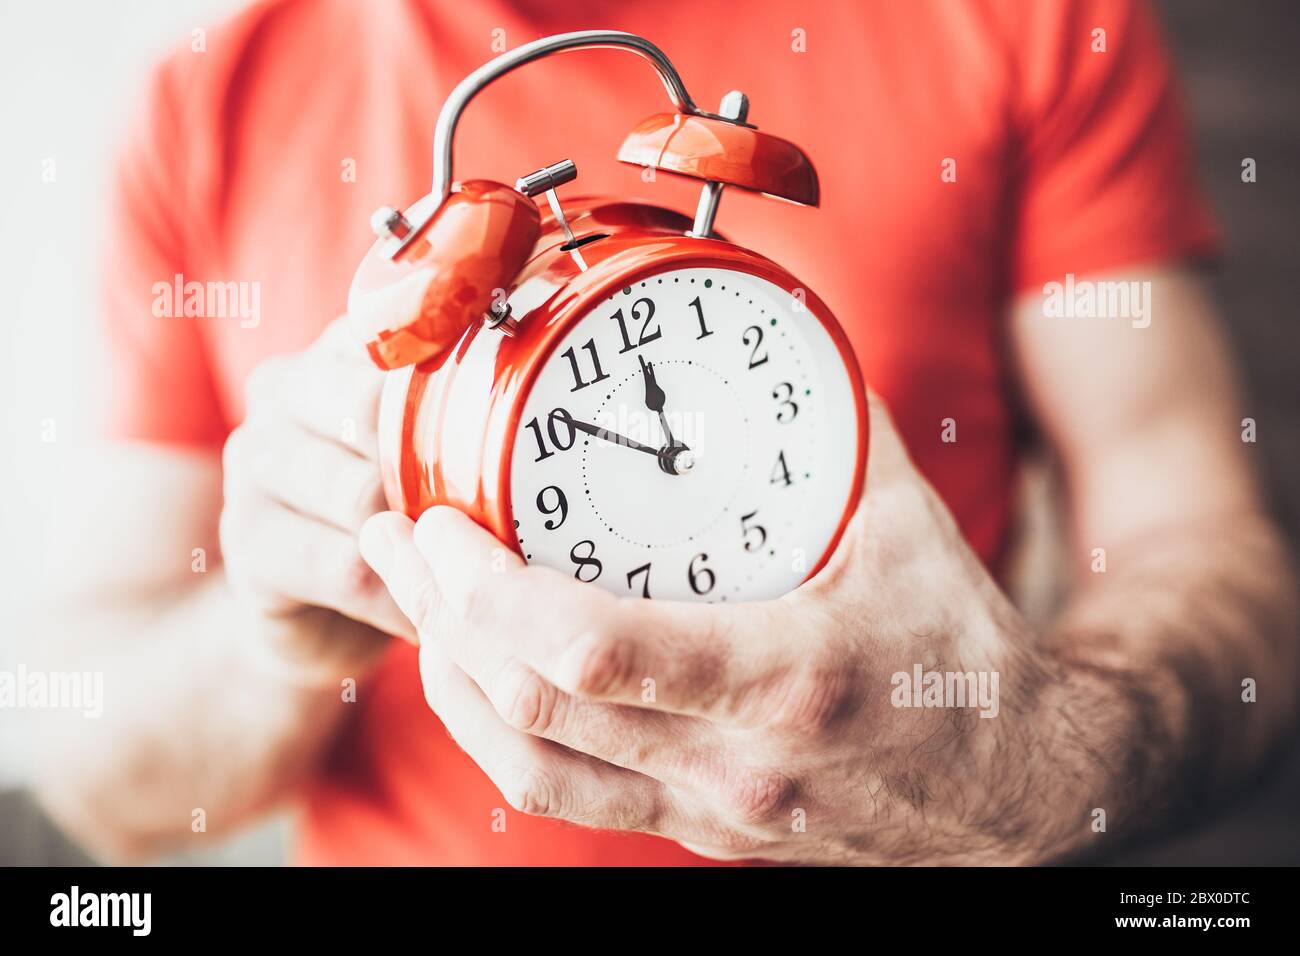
[[359, 511, 443, 640], [365, 509, 743, 789], [484, 659, 740, 792], [407, 507, 826, 731], [417, 640, 686, 837], [315, 310, 369, 355], [412, 506, 526, 615], [242, 316, 385, 460], [223, 501, 415, 641], [366, 508, 555, 697], [548, 597, 840, 733], [236, 424, 384, 532], [279, 352, 384, 459]]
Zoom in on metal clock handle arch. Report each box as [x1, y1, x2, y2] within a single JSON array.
[[430, 30, 701, 202]]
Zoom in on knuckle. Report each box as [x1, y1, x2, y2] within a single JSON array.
[[564, 630, 635, 699], [501, 765, 564, 818], [354, 473, 384, 523], [334, 465, 382, 529], [766, 664, 853, 736], [496, 665, 562, 737], [630, 786, 668, 834], [596, 785, 664, 836], [328, 547, 377, 603], [454, 574, 493, 629], [718, 767, 798, 827], [406, 576, 443, 638]]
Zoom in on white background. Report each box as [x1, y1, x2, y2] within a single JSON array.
[[0, 0, 243, 793]]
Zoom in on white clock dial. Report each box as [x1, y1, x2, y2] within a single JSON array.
[[509, 266, 859, 602]]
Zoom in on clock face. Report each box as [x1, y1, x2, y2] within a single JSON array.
[[508, 265, 861, 602]]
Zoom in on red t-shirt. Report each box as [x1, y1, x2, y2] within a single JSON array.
[[101, 0, 1216, 865]]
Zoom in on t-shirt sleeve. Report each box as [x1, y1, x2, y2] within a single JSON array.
[[99, 56, 228, 446], [1008, 0, 1219, 293]]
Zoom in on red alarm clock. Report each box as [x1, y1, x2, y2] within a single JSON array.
[[348, 31, 867, 603]]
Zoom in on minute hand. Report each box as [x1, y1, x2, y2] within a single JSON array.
[[561, 414, 660, 458]]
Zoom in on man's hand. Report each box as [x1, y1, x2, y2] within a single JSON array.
[[359, 395, 1100, 864], [222, 315, 414, 681], [35, 315, 418, 858]]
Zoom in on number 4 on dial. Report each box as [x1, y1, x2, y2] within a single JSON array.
[[771, 450, 793, 487]]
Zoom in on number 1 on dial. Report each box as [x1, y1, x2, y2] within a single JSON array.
[[690, 296, 712, 339]]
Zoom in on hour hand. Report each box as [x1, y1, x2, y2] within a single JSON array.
[[640, 354, 665, 411], [638, 355, 677, 447]]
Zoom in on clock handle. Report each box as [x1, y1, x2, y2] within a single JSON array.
[[429, 31, 700, 202]]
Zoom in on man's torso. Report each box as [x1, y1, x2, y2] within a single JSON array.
[[166, 0, 1027, 865]]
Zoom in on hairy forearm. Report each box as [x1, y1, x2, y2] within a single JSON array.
[[1030, 513, 1299, 859], [31, 574, 365, 860]]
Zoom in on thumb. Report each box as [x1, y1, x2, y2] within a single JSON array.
[[794, 390, 924, 597], [864, 389, 922, 488], [346, 265, 453, 370]]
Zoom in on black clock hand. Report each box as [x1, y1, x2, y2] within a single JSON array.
[[638, 355, 679, 448], [557, 412, 694, 475], [556, 412, 660, 458]]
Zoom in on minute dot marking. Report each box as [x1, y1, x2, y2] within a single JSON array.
[[539, 269, 821, 593], [583, 358, 748, 550]]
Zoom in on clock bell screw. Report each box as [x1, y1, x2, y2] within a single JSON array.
[[689, 90, 749, 239], [516, 159, 579, 247], [483, 301, 517, 336], [370, 205, 413, 240]]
